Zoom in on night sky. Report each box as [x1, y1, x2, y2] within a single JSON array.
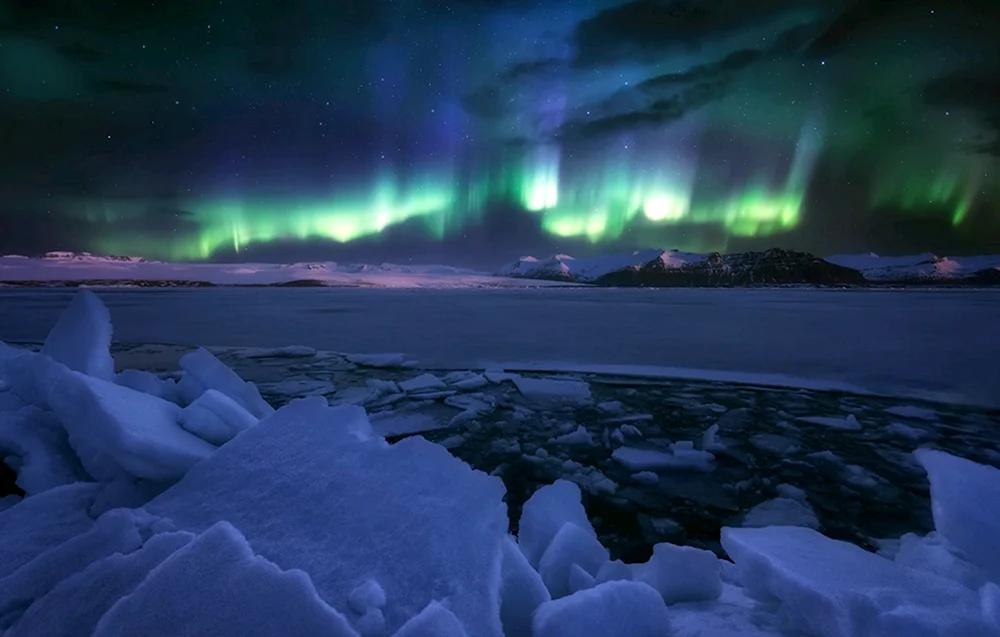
[[1, 0, 999, 266]]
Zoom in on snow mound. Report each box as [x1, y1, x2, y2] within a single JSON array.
[[145, 397, 508, 636], [92, 522, 358, 637], [7, 531, 194, 637], [40, 290, 114, 381]]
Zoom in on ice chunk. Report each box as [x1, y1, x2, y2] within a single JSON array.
[[612, 446, 715, 472], [92, 522, 358, 637], [236, 345, 317, 358], [550, 425, 595, 446], [721, 525, 992, 637], [633, 542, 722, 605], [370, 411, 446, 437], [348, 579, 387, 614], [532, 580, 670, 637], [512, 377, 592, 405], [484, 370, 518, 384], [398, 373, 447, 392], [389, 601, 468, 637], [178, 388, 258, 446], [115, 369, 178, 402], [345, 352, 410, 368], [701, 424, 726, 452], [0, 407, 86, 495], [885, 422, 928, 440], [443, 372, 488, 391], [518, 480, 595, 569], [6, 532, 194, 637], [749, 433, 800, 454], [178, 347, 274, 418], [596, 401, 624, 414], [895, 532, 987, 589], [742, 497, 819, 530], [775, 484, 807, 501], [916, 448, 1000, 582], [796, 414, 862, 430], [886, 405, 938, 421], [568, 563, 596, 593], [538, 522, 610, 599], [146, 399, 507, 636], [40, 290, 114, 381], [596, 559, 633, 584], [632, 471, 659, 485], [0, 482, 102, 578], [0, 509, 144, 629], [48, 370, 216, 482], [499, 536, 550, 637]]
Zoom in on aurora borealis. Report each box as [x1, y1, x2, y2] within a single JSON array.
[[1, 0, 999, 264]]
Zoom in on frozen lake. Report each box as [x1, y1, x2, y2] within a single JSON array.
[[0, 287, 997, 406]]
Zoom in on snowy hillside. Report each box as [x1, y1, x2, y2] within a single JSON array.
[[502, 248, 1000, 286], [826, 252, 1000, 282], [0, 253, 573, 289], [501, 248, 865, 286], [1, 291, 999, 635], [497, 249, 704, 282]]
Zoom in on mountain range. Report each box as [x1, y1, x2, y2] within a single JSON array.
[[1, 249, 998, 288], [498, 249, 1000, 287]]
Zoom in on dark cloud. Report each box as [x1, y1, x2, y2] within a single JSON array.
[[460, 85, 509, 120], [924, 69, 1000, 156], [497, 57, 565, 83], [638, 49, 761, 90], [558, 48, 762, 140], [90, 78, 171, 95], [806, 0, 1000, 58], [573, 0, 826, 67]]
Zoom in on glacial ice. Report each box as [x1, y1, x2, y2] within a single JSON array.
[[49, 370, 216, 482], [916, 448, 1000, 582], [177, 388, 258, 446], [518, 479, 596, 569], [177, 347, 274, 418], [721, 525, 994, 637], [40, 289, 114, 381]]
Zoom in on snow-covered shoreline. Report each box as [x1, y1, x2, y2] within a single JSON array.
[[1, 291, 999, 636]]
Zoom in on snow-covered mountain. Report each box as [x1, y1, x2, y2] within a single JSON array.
[[499, 248, 864, 286], [497, 249, 695, 283], [826, 252, 1000, 283], [500, 248, 1000, 286], [0, 254, 572, 289]]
